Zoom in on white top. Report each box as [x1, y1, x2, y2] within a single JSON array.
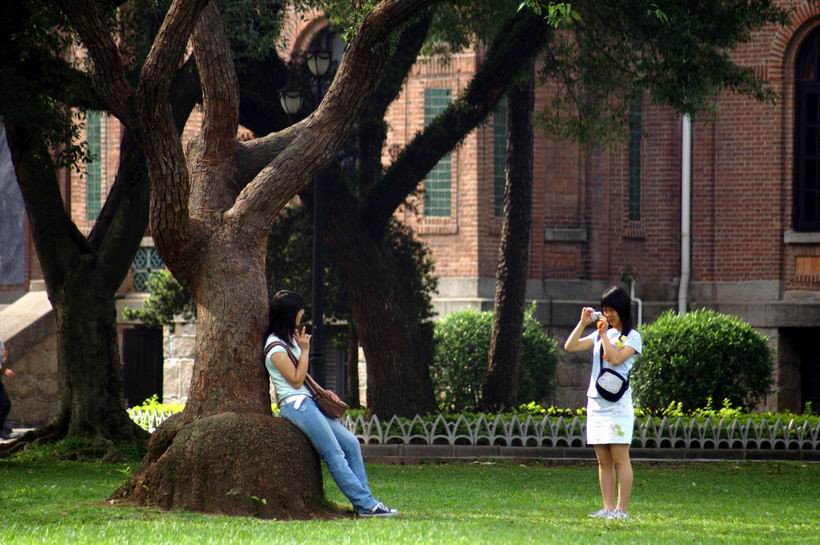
[[264, 333, 311, 404], [584, 328, 642, 398]]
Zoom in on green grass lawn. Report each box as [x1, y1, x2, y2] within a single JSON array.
[[1, 457, 818, 545]]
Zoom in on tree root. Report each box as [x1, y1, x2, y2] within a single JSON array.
[[114, 412, 334, 519]]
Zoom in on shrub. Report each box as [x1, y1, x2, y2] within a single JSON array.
[[632, 309, 773, 411], [431, 305, 559, 411]]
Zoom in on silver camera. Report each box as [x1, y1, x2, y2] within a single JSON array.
[[590, 311, 604, 321]]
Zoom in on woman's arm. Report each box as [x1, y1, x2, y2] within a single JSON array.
[[271, 327, 310, 389], [598, 324, 636, 365], [271, 351, 308, 389], [564, 307, 595, 352]]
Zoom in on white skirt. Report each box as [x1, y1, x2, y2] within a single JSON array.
[[586, 394, 634, 445]]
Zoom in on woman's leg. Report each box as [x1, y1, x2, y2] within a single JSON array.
[[280, 400, 377, 513], [610, 444, 633, 512], [592, 444, 616, 511], [328, 418, 370, 493]]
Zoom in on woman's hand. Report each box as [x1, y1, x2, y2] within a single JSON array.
[[596, 316, 609, 335], [295, 327, 311, 351], [580, 307, 595, 325], [3, 368, 14, 378]]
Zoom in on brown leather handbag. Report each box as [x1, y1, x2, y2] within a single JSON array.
[[265, 341, 349, 419]]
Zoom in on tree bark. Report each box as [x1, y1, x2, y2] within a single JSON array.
[[323, 179, 437, 417], [481, 61, 535, 412]]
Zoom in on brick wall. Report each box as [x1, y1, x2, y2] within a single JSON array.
[[391, 0, 820, 301]]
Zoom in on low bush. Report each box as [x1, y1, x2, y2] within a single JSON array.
[[431, 305, 559, 412], [632, 310, 773, 411]]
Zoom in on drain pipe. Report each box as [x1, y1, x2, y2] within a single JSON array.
[[678, 114, 692, 315], [630, 279, 643, 327]]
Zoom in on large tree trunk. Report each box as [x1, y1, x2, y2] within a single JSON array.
[[54, 288, 145, 443], [481, 62, 535, 412], [324, 181, 436, 417], [115, 239, 329, 517], [0, 121, 148, 457]]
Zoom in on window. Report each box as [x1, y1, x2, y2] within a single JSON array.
[[796, 28, 820, 231], [493, 95, 508, 217], [423, 88, 452, 217], [86, 110, 102, 221], [627, 97, 642, 222], [132, 246, 165, 292]]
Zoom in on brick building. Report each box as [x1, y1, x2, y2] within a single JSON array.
[[380, 1, 820, 411], [1, 2, 819, 416]]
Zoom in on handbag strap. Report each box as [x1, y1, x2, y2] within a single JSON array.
[[264, 340, 318, 396]]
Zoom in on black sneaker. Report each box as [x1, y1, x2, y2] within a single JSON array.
[[359, 502, 399, 517]]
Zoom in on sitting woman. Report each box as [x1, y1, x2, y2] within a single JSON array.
[[265, 289, 398, 517]]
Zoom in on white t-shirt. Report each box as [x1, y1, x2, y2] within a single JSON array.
[[264, 333, 311, 403], [584, 328, 642, 398]]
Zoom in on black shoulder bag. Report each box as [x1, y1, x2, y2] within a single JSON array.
[[594, 342, 630, 402]]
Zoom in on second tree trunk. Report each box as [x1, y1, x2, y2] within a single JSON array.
[[481, 63, 536, 412]]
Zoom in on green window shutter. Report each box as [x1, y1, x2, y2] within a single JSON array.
[[628, 97, 642, 222], [86, 111, 102, 221], [493, 95, 508, 217], [423, 88, 452, 217]]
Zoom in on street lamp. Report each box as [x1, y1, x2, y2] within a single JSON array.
[[305, 50, 331, 80], [278, 84, 303, 120]]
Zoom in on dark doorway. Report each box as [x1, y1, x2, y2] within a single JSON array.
[[121, 325, 163, 407], [780, 328, 820, 413]]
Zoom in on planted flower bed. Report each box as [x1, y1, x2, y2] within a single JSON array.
[[128, 397, 819, 452]]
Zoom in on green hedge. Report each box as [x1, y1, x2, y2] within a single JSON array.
[[430, 305, 559, 412], [633, 309, 773, 411]]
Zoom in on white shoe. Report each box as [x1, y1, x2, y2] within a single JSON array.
[[608, 508, 628, 520], [587, 508, 612, 518]]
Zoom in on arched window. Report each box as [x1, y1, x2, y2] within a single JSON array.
[[795, 28, 820, 231]]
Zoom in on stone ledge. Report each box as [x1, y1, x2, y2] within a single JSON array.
[[784, 230, 820, 244], [544, 228, 587, 242]]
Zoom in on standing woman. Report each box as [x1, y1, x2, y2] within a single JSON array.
[[265, 290, 399, 517], [564, 286, 642, 520]]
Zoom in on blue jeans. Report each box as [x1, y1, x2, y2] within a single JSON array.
[[279, 397, 377, 513]]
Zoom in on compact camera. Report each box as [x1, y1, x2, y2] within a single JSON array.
[[590, 311, 605, 322]]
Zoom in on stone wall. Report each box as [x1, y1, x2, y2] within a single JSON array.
[[5, 332, 58, 426], [0, 291, 59, 427], [162, 320, 196, 403]]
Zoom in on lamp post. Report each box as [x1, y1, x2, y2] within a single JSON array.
[[278, 34, 339, 388], [303, 46, 333, 386]]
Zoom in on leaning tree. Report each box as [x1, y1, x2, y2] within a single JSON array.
[[54, 0, 434, 517]]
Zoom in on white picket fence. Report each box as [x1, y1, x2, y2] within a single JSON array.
[[128, 408, 820, 451]]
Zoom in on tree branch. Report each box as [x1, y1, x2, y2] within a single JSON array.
[[362, 9, 550, 231], [52, 0, 135, 123], [89, 55, 201, 289], [225, 0, 438, 236], [3, 121, 84, 297], [358, 12, 432, 196], [191, 1, 238, 164], [133, 0, 211, 284]]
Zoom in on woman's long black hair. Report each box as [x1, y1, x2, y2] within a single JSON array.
[[601, 286, 633, 336], [268, 290, 305, 345]]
